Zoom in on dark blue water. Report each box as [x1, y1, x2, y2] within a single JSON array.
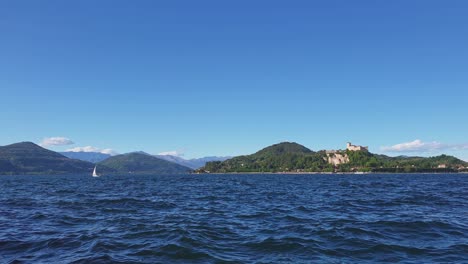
[[1, 174, 467, 263]]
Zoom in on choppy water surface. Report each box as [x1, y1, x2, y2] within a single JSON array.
[[1, 174, 467, 263]]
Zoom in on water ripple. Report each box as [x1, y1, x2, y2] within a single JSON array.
[[1, 173, 467, 263]]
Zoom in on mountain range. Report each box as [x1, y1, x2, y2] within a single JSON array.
[[0, 142, 192, 175], [60, 151, 230, 169], [60, 151, 111, 163], [97, 152, 191, 174], [1, 141, 467, 175]]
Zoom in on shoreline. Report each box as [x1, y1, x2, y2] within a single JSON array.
[[194, 172, 468, 175]]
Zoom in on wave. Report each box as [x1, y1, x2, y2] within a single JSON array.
[[1, 173, 468, 263]]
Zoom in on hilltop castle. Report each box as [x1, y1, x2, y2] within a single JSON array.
[[326, 142, 368, 166], [346, 142, 368, 152]]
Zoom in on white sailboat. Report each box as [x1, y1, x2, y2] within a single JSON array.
[[92, 166, 100, 177]]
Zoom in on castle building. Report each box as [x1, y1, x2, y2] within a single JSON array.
[[346, 142, 368, 152]]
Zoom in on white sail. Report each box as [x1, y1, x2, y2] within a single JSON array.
[[92, 166, 99, 177]]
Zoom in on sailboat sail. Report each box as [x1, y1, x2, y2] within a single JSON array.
[[92, 166, 98, 177]]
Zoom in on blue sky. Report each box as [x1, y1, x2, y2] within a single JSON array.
[[1, 0, 467, 160]]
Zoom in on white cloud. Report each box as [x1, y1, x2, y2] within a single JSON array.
[[40, 137, 74, 147], [381, 139, 468, 153], [66, 146, 118, 155], [158, 150, 184, 157], [100, 148, 117, 155], [66, 146, 99, 152]]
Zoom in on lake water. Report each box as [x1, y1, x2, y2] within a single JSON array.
[[1, 174, 467, 263]]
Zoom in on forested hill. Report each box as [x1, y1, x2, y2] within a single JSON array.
[[202, 142, 333, 173]]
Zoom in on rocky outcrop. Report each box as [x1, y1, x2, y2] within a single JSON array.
[[326, 152, 349, 166]]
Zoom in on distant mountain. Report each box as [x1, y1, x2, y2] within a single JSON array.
[[201, 142, 468, 173], [98, 152, 192, 174], [0, 142, 94, 175], [60, 151, 111, 163], [155, 155, 231, 169]]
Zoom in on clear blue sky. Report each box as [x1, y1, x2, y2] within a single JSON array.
[[1, 0, 467, 160]]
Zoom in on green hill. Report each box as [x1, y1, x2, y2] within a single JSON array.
[[255, 142, 313, 155], [0, 142, 94, 175], [201, 142, 468, 173], [97, 152, 192, 174], [202, 142, 332, 173]]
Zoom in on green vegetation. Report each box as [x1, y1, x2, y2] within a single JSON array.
[[98, 152, 192, 174], [200, 142, 468, 173], [202, 142, 333, 173], [339, 151, 467, 173], [0, 142, 94, 175]]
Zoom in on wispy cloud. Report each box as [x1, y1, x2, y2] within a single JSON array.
[[158, 150, 184, 157], [66, 146, 118, 155], [40, 137, 74, 147], [381, 139, 468, 153]]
